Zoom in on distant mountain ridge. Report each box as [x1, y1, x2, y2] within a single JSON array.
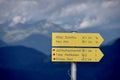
[[0, 19, 66, 55], [11, 34, 51, 55], [0, 45, 48, 70], [0, 45, 69, 80], [0, 19, 120, 55], [0, 40, 7, 47], [0, 38, 120, 80]]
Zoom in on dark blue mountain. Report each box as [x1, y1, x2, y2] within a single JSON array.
[[97, 38, 120, 80], [0, 40, 7, 47], [76, 38, 120, 80], [0, 46, 69, 80], [78, 39, 120, 80], [0, 38, 120, 80], [0, 46, 47, 70]]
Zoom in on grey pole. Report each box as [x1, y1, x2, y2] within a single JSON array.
[[71, 31, 77, 80], [71, 62, 77, 80]]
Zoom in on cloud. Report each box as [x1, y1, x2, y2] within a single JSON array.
[[101, 0, 119, 9], [2, 19, 64, 43], [0, 20, 4, 24], [0, 0, 120, 43], [1, 0, 119, 29], [75, 16, 104, 29], [3, 27, 49, 43], [9, 16, 26, 26], [50, 0, 120, 29], [58, 3, 88, 17], [0, 0, 65, 24], [0, 0, 4, 4]]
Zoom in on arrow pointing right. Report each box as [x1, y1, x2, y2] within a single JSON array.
[[52, 33, 104, 47], [52, 48, 104, 62]]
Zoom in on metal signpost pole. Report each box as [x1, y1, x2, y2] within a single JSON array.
[[71, 31, 77, 80], [71, 62, 76, 80]]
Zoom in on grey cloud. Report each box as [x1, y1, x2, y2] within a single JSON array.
[[0, 0, 120, 43], [50, 0, 120, 29], [0, 0, 65, 23]]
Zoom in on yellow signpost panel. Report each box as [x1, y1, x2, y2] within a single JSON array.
[[52, 33, 104, 47], [52, 48, 104, 62]]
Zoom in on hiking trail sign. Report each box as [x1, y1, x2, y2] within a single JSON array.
[[52, 33, 103, 47], [52, 32, 104, 62]]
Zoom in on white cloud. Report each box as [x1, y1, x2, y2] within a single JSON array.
[[1, 0, 120, 43], [101, 0, 119, 9], [0, 0, 66, 24], [3, 26, 60, 42], [75, 16, 104, 29], [79, 20, 91, 29], [50, 3, 88, 21], [10, 16, 25, 26], [50, 0, 120, 29], [60, 3, 88, 17]]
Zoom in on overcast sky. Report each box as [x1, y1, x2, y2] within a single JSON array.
[[0, 0, 120, 44]]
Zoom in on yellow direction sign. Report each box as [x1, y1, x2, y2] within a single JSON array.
[[52, 48, 104, 62], [52, 33, 104, 47]]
